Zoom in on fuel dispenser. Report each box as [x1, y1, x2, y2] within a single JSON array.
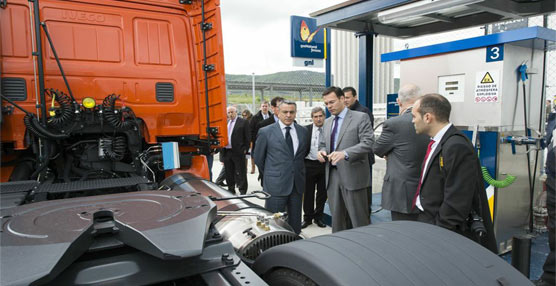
[[382, 26, 556, 253]]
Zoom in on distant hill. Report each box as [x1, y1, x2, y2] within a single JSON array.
[[226, 70, 326, 86]]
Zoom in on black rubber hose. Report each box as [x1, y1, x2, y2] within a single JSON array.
[[102, 94, 133, 130], [522, 81, 534, 233], [1, 156, 36, 166], [101, 136, 126, 161], [47, 89, 74, 128], [9, 160, 34, 181], [24, 113, 69, 140]]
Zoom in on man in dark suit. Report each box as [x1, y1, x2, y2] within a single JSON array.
[[343, 86, 374, 129], [221, 106, 250, 195], [317, 87, 374, 233], [256, 97, 284, 131], [254, 97, 284, 185], [373, 84, 428, 221], [249, 101, 272, 172], [302, 107, 327, 229], [250, 101, 272, 144], [537, 110, 555, 286], [411, 93, 497, 252], [255, 100, 308, 234]]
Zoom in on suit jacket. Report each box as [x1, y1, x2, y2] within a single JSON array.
[[249, 110, 272, 144], [373, 108, 429, 214], [319, 108, 374, 190], [304, 124, 320, 158], [256, 115, 276, 132], [350, 100, 374, 128], [419, 125, 497, 252], [254, 122, 309, 197], [226, 117, 250, 156], [350, 100, 375, 165]]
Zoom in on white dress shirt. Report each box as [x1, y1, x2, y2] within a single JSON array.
[[278, 120, 299, 155], [306, 124, 323, 160], [416, 123, 453, 211], [262, 112, 269, 120]]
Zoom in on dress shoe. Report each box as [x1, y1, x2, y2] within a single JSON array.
[[315, 219, 326, 228], [301, 220, 312, 229]]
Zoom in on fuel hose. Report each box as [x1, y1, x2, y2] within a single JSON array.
[[481, 166, 515, 188]]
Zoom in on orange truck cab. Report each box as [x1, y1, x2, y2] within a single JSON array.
[[1, 0, 227, 188]]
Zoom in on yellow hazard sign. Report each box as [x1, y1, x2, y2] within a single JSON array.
[[480, 72, 494, 84]]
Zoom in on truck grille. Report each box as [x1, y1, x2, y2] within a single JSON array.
[[156, 82, 174, 102], [1, 78, 27, 101]]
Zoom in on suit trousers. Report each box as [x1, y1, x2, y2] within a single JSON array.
[[265, 188, 302, 234], [327, 167, 370, 233], [222, 149, 247, 194], [390, 211, 418, 221], [303, 159, 327, 221]]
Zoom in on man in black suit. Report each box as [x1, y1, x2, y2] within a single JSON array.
[[343, 87, 374, 129], [254, 97, 284, 185], [302, 107, 327, 229], [411, 93, 497, 252], [249, 101, 271, 173], [250, 101, 272, 144], [221, 106, 250, 195], [256, 97, 284, 131]]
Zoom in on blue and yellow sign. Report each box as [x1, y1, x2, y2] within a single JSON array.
[[290, 16, 325, 59]]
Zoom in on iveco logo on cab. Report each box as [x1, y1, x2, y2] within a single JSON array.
[[61, 11, 106, 23]]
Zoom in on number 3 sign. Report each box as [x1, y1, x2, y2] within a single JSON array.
[[486, 44, 504, 62]]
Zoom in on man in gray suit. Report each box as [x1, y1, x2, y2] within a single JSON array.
[[317, 87, 374, 232], [373, 84, 429, 221], [254, 100, 309, 234]]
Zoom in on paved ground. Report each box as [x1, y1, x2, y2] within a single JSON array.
[[210, 154, 386, 238], [211, 154, 333, 238]]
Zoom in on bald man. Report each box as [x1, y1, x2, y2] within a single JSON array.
[[221, 106, 250, 194]]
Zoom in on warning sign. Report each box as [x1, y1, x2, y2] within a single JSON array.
[[480, 72, 494, 83], [475, 70, 499, 103]]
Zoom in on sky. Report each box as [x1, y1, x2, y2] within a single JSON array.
[[220, 0, 341, 75]]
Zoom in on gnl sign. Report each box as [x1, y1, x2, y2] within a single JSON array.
[[290, 16, 325, 68]]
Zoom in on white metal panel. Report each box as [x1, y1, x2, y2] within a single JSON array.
[[331, 30, 394, 104]]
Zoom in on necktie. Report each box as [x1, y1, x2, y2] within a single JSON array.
[[226, 119, 234, 149], [318, 127, 323, 146], [285, 126, 294, 155], [330, 116, 340, 152], [412, 139, 436, 209]]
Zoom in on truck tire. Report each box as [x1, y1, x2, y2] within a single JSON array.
[[253, 221, 533, 286], [265, 268, 317, 286]]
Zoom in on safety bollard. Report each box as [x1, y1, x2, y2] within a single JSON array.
[[511, 234, 532, 277]]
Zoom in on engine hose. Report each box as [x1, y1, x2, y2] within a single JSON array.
[[24, 113, 69, 140], [101, 136, 127, 161], [102, 94, 133, 130], [1, 156, 36, 166], [46, 89, 74, 127], [482, 166, 516, 188]]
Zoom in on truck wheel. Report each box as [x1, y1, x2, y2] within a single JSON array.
[[266, 268, 317, 286]]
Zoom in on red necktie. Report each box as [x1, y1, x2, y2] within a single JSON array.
[[412, 139, 435, 209]]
